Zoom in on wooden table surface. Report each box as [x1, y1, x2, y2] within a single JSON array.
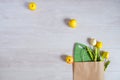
[[0, 0, 120, 80]]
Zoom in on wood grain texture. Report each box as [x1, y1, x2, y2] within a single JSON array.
[[0, 0, 120, 80]]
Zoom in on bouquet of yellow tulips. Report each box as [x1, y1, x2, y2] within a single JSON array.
[[72, 38, 110, 80], [66, 38, 110, 71], [88, 38, 110, 71]]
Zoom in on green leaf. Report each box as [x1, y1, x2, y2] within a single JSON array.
[[75, 42, 87, 49], [74, 43, 92, 62], [104, 60, 110, 71], [86, 46, 94, 60]]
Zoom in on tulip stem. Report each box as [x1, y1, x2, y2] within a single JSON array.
[[97, 48, 101, 61], [94, 47, 97, 61]]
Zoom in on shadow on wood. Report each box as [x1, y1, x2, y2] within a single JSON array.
[[60, 54, 68, 62], [64, 18, 71, 27]]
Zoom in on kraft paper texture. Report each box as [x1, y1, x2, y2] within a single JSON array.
[[73, 62, 104, 80]]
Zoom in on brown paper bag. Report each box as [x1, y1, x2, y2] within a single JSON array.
[[74, 62, 104, 80]]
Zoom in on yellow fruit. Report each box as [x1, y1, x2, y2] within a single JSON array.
[[68, 19, 77, 28], [66, 56, 73, 64], [102, 52, 109, 59], [96, 41, 103, 48], [28, 2, 37, 11]]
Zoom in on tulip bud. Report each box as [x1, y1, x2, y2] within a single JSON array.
[[89, 38, 97, 46], [66, 56, 73, 64], [102, 52, 109, 59], [68, 19, 77, 28], [96, 41, 103, 48]]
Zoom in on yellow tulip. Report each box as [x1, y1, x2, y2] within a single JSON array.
[[68, 19, 77, 28], [102, 52, 109, 59], [96, 41, 103, 48], [28, 2, 37, 11], [66, 56, 73, 64]]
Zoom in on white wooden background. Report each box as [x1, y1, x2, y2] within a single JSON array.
[[0, 0, 120, 80]]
